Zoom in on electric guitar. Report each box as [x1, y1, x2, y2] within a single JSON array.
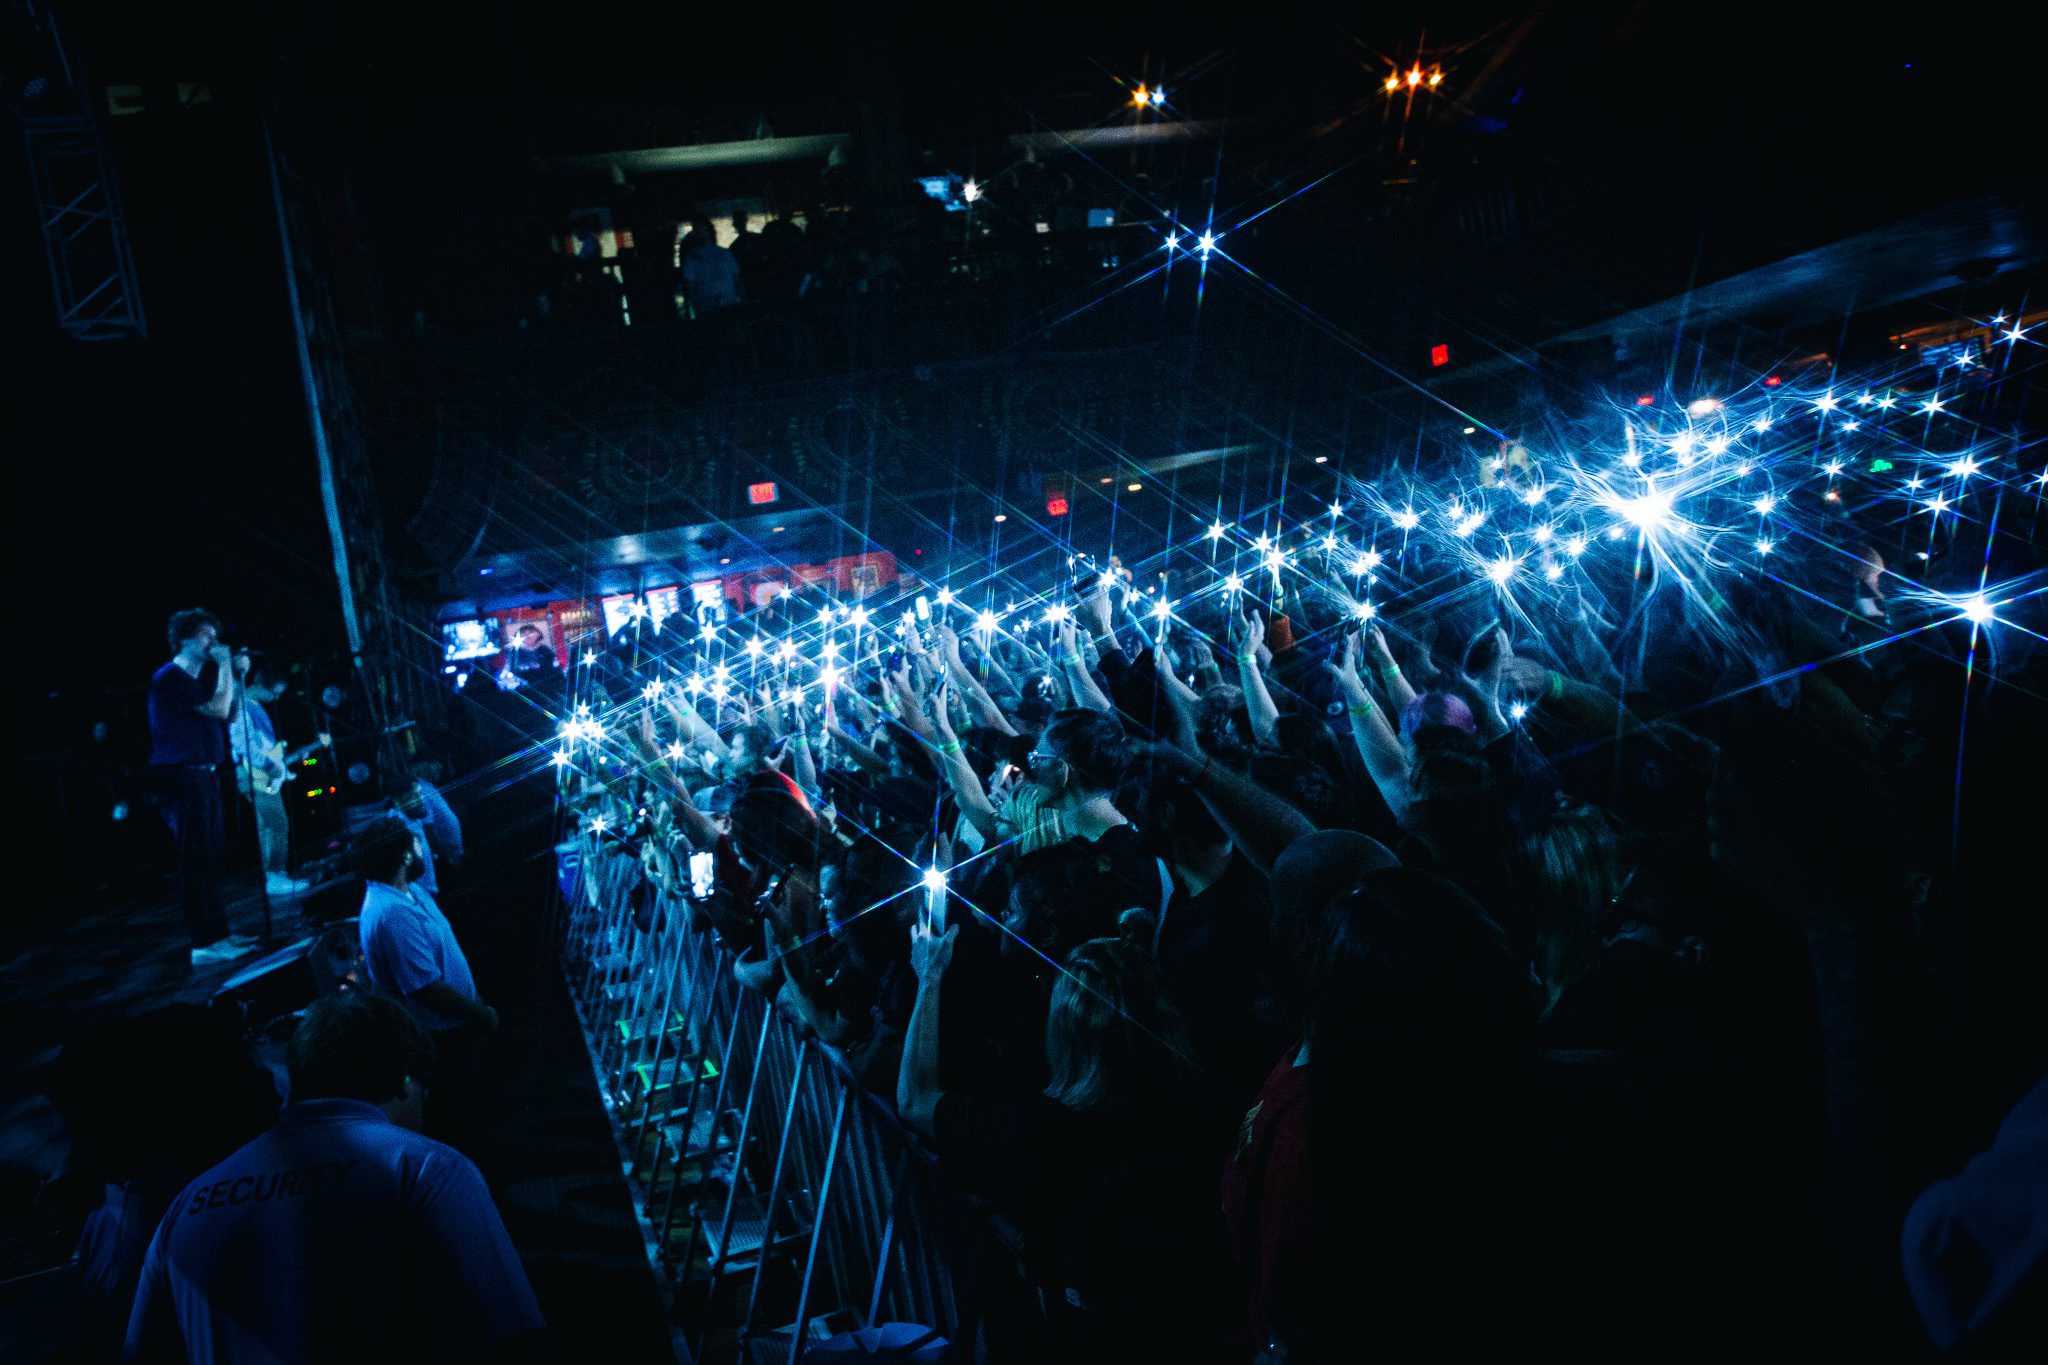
[[242, 735, 333, 796]]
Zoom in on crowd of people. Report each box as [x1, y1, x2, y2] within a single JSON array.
[[531, 512, 2046, 1359], [54, 420, 2048, 1361]]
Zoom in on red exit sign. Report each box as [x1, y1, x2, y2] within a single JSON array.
[[747, 481, 780, 506], [1429, 343, 1450, 368]]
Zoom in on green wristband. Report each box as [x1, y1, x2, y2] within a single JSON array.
[[1347, 701, 1375, 719], [936, 739, 963, 756]]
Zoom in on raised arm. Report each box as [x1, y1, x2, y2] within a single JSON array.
[[1056, 619, 1116, 715], [1366, 625, 1418, 713], [1140, 740, 1317, 876], [1327, 633, 1412, 821], [928, 684, 1000, 840], [895, 919, 959, 1139], [937, 625, 1018, 735], [1229, 610, 1281, 748]]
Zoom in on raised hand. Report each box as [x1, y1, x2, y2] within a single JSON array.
[[1323, 632, 1368, 701], [909, 920, 959, 983], [1080, 575, 1114, 635], [1499, 655, 1553, 695]]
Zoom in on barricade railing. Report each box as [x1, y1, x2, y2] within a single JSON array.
[[556, 833, 1007, 1363]]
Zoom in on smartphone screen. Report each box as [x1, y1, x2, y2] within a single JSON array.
[[688, 851, 717, 900]]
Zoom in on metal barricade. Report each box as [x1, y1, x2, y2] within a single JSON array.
[[559, 832, 1000, 1362]]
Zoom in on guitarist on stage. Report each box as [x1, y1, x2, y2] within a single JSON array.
[[229, 652, 328, 899]]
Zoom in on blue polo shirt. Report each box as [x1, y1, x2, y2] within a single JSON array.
[[148, 660, 227, 767], [357, 882, 477, 1031], [124, 1098, 541, 1363]]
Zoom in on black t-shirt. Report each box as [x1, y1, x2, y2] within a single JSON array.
[[1157, 853, 1290, 1110], [148, 661, 226, 767], [932, 1086, 1232, 1359]]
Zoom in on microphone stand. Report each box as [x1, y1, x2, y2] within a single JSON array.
[[233, 668, 276, 945]]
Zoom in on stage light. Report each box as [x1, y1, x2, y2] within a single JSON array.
[[1959, 595, 1995, 625], [1705, 437, 1731, 456], [1922, 397, 1946, 413], [993, 513, 1008, 523], [963, 180, 981, 203], [1756, 539, 1775, 556], [1314, 455, 1329, 464], [553, 751, 572, 768], [1463, 426, 1477, 434], [1753, 494, 1777, 514], [1754, 417, 1773, 431], [1485, 556, 1520, 585], [1132, 85, 1150, 107], [1207, 521, 1227, 541], [1876, 394, 1896, 408], [1353, 600, 1377, 621], [1393, 509, 1421, 530], [1165, 232, 1179, 251], [848, 606, 872, 627], [1565, 536, 1588, 556], [1509, 701, 1528, 721], [1150, 86, 1167, 106], [1948, 457, 1981, 478], [1687, 398, 1719, 417], [1824, 461, 1844, 477], [1126, 482, 1143, 492], [1815, 395, 1837, 411], [1152, 599, 1171, 620], [1223, 573, 1243, 593], [1544, 563, 1565, 581], [975, 610, 998, 633]]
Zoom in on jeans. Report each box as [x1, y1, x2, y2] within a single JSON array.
[[242, 786, 290, 876], [153, 766, 230, 948]]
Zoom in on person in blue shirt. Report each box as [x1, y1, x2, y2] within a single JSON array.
[[146, 609, 258, 966], [124, 992, 542, 1363], [354, 815, 497, 1144], [384, 774, 463, 900]]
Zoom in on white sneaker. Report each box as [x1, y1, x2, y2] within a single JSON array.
[[191, 939, 258, 967]]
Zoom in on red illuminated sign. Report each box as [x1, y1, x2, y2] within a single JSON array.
[[1429, 343, 1450, 368], [1047, 498, 1070, 517], [747, 481, 779, 505]]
